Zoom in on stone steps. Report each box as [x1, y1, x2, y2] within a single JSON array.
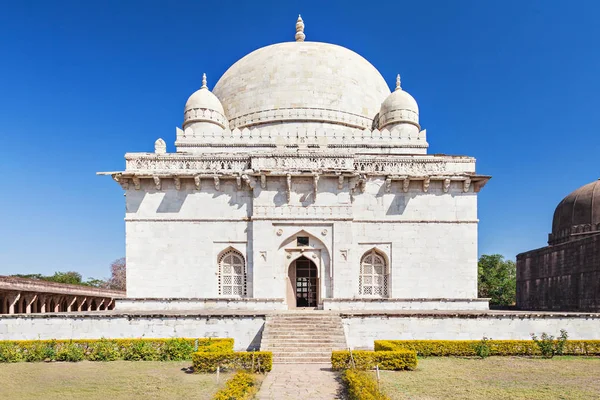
[[260, 312, 347, 364], [263, 341, 347, 348], [265, 323, 343, 328], [273, 355, 332, 364], [262, 346, 342, 353], [262, 334, 345, 339]]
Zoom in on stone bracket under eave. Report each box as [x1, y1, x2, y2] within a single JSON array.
[[98, 172, 491, 195]]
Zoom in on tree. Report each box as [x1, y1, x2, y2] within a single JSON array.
[[105, 257, 126, 291], [478, 254, 516, 306], [46, 271, 83, 285], [11, 272, 107, 288], [83, 278, 107, 288]]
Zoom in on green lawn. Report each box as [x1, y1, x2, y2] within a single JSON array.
[[0, 361, 228, 400], [380, 356, 600, 400]]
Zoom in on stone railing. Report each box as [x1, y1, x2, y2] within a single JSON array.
[[125, 154, 251, 173], [121, 153, 476, 177], [355, 156, 476, 175], [251, 153, 354, 171], [175, 126, 428, 148]]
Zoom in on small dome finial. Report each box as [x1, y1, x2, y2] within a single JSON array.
[[295, 14, 305, 42], [201, 73, 207, 89], [395, 74, 401, 91]]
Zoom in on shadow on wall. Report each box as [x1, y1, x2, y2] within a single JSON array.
[[382, 180, 461, 216], [247, 322, 264, 351], [125, 181, 250, 215]]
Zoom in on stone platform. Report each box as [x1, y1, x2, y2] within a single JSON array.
[[1, 309, 599, 350]]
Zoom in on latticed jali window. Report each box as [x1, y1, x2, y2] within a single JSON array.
[[218, 249, 246, 297], [359, 250, 389, 297]]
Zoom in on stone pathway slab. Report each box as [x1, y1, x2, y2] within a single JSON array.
[[256, 364, 344, 400]]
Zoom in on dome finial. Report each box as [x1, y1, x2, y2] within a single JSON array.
[[395, 74, 401, 91], [295, 14, 305, 42], [201, 73, 207, 89]]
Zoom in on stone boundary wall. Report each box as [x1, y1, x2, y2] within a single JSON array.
[[116, 298, 287, 311], [341, 312, 600, 349], [517, 233, 600, 312], [2, 312, 600, 350], [323, 298, 490, 311], [0, 313, 265, 351]]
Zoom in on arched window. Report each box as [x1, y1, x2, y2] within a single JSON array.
[[218, 249, 247, 297], [359, 249, 388, 297]]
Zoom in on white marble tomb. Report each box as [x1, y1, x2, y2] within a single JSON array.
[[100, 16, 490, 311]]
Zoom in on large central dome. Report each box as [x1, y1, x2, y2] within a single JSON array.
[[212, 41, 391, 130]]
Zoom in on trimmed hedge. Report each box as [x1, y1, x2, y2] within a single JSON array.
[[0, 338, 233, 363], [192, 350, 272, 373], [342, 369, 390, 400], [212, 371, 258, 400], [374, 340, 600, 357], [331, 350, 417, 371]]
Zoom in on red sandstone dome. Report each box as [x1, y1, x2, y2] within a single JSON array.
[[550, 179, 600, 245]]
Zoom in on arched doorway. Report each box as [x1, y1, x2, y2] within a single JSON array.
[[287, 256, 318, 308]]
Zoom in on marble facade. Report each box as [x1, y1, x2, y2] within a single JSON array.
[[100, 16, 490, 311]]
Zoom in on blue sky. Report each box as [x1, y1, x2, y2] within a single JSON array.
[[1, 1, 599, 280]]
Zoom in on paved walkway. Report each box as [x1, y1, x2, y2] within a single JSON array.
[[256, 364, 344, 400]]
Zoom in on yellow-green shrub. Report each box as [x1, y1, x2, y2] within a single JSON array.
[[212, 371, 258, 400], [121, 340, 161, 361], [55, 342, 85, 362], [374, 340, 600, 357], [192, 351, 272, 373], [0, 342, 23, 362], [331, 350, 417, 371], [0, 338, 234, 363], [342, 369, 390, 400]]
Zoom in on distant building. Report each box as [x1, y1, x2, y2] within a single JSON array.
[[100, 16, 490, 312], [517, 179, 600, 311], [0, 276, 124, 314]]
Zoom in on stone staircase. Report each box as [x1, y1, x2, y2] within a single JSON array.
[[260, 312, 347, 364]]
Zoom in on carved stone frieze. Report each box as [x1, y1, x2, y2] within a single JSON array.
[[253, 205, 352, 219], [355, 158, 451, 175], [252, 154, 354, 171], [125, 156, 250, 173]]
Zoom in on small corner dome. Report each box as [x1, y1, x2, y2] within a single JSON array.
[[378, 75, 419, 130], [183, 74, 228, 130]]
